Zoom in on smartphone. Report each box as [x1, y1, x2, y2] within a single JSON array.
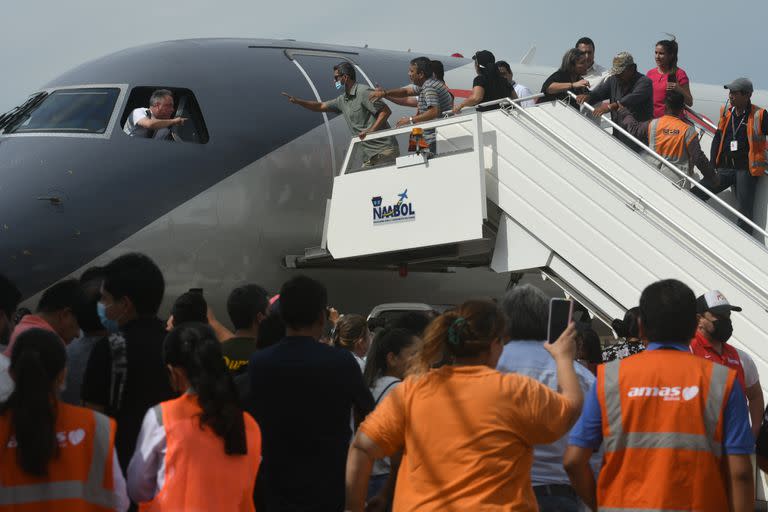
[[547, 298, 574, 344], [667, 72, 677, 84], [188, 287, 203, 296]]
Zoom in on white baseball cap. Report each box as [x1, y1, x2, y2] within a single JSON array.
[[696, 290, 742, 315]]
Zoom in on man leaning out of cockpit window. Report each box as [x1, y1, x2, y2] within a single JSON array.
[[123, 89, 186, 140]]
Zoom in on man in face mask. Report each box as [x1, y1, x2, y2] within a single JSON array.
[[690, 290, 763, 437], [282, 62, 399, 168]]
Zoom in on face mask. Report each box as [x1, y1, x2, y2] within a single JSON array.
[[97, 302, 121, 334], [710, 317, 733, 343], [334, 80, 343, 91]]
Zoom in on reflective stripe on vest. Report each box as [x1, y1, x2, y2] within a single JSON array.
[[750, 109, 768, 174], [647, 117, 696, 174], [602, 360, 729, 456], [0, 411, 114, 508]]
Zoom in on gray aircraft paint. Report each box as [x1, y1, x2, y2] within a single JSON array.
[[1, 38, 523, 315]]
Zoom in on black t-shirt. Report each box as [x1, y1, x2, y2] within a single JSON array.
[[473, 74, 512, 111], [248, 336, 375, 512], [221, 336, 258, 374], [540, 69, 588, 107], [81, 317, 174, 471]]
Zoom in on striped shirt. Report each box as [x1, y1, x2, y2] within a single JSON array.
[[413, 79, 454, 145]]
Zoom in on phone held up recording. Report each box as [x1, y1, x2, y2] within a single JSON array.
[[547, 298, 574, 344]]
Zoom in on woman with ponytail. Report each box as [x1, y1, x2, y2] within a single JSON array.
[[602, 307, 645, 362], [0, 328, 128, 511], [453, 50, 515, 114], [127, 323, 261, 511], [361, 328, 419, 509], [333, 314, 372, 372], [346, 300, 584, 511]]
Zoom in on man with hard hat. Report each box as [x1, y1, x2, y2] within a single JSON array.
[[690, 289, 764, 438], [563, 279, 754, 511], [693, 78, 768, 234]]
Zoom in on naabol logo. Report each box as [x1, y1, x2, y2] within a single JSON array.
[[627, 385, 699, 402]]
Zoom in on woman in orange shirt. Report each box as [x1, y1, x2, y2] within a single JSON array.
[[345, 300, 584, 512]]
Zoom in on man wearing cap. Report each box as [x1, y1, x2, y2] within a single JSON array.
[[692, 78, 768, 235], [691, 289, 764, 438], [616, 90, 720, 187], [564, 279, 755, 512], [453, 50, 514, 114], [577, 52, 653, 151]]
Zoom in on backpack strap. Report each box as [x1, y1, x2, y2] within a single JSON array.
[[375, 379, 401, 404], [107, 332, 128, 415]]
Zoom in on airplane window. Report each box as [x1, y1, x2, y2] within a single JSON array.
[[121, 87, 209, 144], [4, 88, 119, 134]]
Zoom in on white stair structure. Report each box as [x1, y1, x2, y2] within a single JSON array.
[[322, 97, 768, 397]]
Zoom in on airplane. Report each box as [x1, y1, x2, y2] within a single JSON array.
[[1, 38, 766, 319]]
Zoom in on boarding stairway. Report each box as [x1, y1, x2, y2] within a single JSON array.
[[301, 94, 768, 394]]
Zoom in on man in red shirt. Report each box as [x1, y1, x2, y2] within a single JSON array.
[[690, 289, 764, 437]]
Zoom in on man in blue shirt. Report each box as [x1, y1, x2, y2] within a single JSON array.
[[496, 285, 595, 512], [564, 279, 754, 511], [248, 276, 375, 512]]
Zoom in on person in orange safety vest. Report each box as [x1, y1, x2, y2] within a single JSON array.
[[564, 279, 755, 512], [692, 77, 768, 235], [617, 89, 720, 188], [127, 323, 261, 512], [0, 328, 128, 511]]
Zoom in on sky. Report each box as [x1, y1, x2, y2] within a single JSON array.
[[1, 0, 766, 113]]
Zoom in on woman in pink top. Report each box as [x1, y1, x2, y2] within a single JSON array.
[[646, 37, 693, 118]]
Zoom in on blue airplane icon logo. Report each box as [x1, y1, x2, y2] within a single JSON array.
[[397, 189, 408, 203]]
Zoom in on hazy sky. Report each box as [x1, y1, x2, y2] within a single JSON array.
[[1, 0, 765, 112]]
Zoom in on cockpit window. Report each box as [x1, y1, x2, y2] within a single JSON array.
[[3, 88, 120, 134], [121, 87, 209, 144]]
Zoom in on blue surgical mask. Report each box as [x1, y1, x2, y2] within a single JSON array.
[[97, 302, 120, 334], [334, 80, 343, 91]]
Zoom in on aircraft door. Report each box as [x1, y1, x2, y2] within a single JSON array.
[[285, 50, 376, 174]]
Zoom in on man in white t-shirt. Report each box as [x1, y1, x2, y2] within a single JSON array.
[[123, 89, 186, 140], [575, 37, 608, 91], [496, 61, 535, 107]]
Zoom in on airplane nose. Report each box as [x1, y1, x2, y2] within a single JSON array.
[[0, 138, 101, 297]]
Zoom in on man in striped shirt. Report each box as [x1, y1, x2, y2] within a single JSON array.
[[370, 57, 453, 153]]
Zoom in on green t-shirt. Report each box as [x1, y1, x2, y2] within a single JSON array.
[[221, 336, 258, 374], [325, 83, 398, 161]]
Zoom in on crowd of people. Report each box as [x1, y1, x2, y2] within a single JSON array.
[[280, 34, 766, 237], [1, 251, 768, 511]]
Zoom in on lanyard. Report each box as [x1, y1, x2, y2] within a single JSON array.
[[730, 109, 747, 140]]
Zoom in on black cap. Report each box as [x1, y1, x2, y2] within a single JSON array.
[[472, 50, 496, 69]]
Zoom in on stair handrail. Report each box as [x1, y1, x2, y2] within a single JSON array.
[[442, 93, 545, 117], [337, 114, 476, 175], [566, 91, 768, 239], [503, 97, 768, 309], [684, 106, 719, 133]]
